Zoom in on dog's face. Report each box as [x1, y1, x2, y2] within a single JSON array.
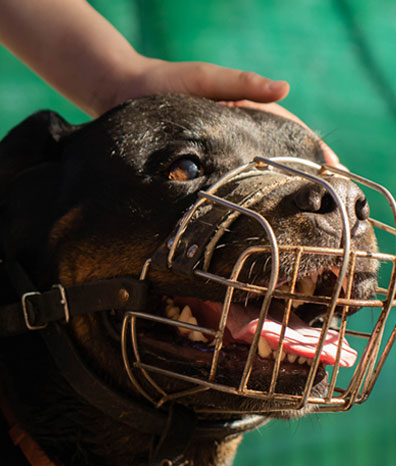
[[0, 95, 379, 421]]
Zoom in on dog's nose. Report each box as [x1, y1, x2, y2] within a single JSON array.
[[293, 177, 370, 238]]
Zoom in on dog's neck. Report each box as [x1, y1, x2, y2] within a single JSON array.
[[3, 386, 243, 466], [1, 332, 248, 466]]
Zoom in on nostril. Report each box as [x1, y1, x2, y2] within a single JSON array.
[[355, 197, 370, 221], [294, 186, 336, 214], [317, 193, 335, 214]]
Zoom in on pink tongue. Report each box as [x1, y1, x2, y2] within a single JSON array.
[[202, 301, 357, 367]]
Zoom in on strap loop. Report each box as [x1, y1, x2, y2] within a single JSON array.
[[21, 291, 47, 330], [0, 275, 149, 337]]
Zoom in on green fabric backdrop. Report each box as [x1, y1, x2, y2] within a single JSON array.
[[1, 1, 395, 465]]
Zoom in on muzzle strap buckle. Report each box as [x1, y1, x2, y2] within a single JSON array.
[[21, 291, 48, 331]]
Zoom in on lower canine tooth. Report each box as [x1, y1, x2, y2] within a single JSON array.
[[179, 305, 193, 322], [178, 306, 197, 335], [297, 276, 317, 295], [188, 331, 208, 342], [258, 337, 272, 358]]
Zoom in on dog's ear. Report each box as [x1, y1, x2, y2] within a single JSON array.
[[0, 110, 76, 199], [0, 111, 77, 298]]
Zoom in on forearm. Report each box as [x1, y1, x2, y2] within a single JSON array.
[[0, 0, 291, 118], [0, 0, 143, 116]]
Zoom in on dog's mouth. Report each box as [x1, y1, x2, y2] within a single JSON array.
[[110, 266, 374, 398]]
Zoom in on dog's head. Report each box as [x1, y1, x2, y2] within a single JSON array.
[[0, 95, 391, 427]]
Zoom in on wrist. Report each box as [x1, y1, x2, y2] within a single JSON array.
[[94, 55, 165, 117]]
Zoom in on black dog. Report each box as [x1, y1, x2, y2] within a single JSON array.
[[0, 95, 378, 465]]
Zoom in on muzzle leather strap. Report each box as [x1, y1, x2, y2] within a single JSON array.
[[0, 261, 148, 337], [151, 172, 282, 277]]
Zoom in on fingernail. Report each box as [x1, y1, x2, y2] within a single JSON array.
[[265, 80, 289, 94], [320, 141, 340, 165]]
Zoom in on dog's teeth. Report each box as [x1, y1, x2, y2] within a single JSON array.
[[330, 267, 350, 295], [258, 337, 272, 358], [165, 304, 180, 320], [287, 353, 298, 363], [177, 306, 197, 335], [292, 300, 304, 309], [297, 275, 317, 296], [179, 305, 193, 322], [298, 356, 307, 365], [293, 274, 318, 308], [272, 349, 286, 361], [277, 284, 290, 292], [188, 330, 208, 342]]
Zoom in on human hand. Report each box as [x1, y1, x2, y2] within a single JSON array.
[[116, 58, 290, 107], [120, 59, 340, 167]]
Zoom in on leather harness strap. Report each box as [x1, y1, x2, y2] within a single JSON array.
[[0, 274, 148, 337], [0, 396, 58, 466]]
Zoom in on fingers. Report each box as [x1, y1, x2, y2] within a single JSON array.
[[318, 141, 342, 168], [180, 62, 289, 103]]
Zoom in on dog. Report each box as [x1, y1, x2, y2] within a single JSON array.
[[0, 95, 379, 465]]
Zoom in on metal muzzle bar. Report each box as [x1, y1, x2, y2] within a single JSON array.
[[121, 157, 396, 414]]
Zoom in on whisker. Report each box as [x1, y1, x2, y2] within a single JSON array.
[[248, 259, 258, 280]]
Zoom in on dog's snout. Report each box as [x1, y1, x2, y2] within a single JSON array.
[[293, 177, 370, 238], [294, 185, 336, 215]]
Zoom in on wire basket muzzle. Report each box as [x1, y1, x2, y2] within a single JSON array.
[[121, 157, 396, 414]]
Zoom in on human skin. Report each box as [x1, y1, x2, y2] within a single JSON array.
[[0, 0, 339, 165]]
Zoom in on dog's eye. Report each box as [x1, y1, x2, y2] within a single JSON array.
[[168, 158, 203, 181]]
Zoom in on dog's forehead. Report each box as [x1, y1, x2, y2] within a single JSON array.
[[104, 95, 323, 168], [116, 95, 259, 146]]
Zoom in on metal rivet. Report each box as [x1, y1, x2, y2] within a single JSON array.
[[167, 237, 175, 249], [118, 288, 130, 303], [186, 244, 199, 258]]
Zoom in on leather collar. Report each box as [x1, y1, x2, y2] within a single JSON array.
[[0, 393, 59, 466]]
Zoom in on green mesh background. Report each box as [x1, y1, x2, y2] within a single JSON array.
[[1, 1, 395, 465]]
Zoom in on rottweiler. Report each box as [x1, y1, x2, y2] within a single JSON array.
[[0, 95, 379, 466]]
